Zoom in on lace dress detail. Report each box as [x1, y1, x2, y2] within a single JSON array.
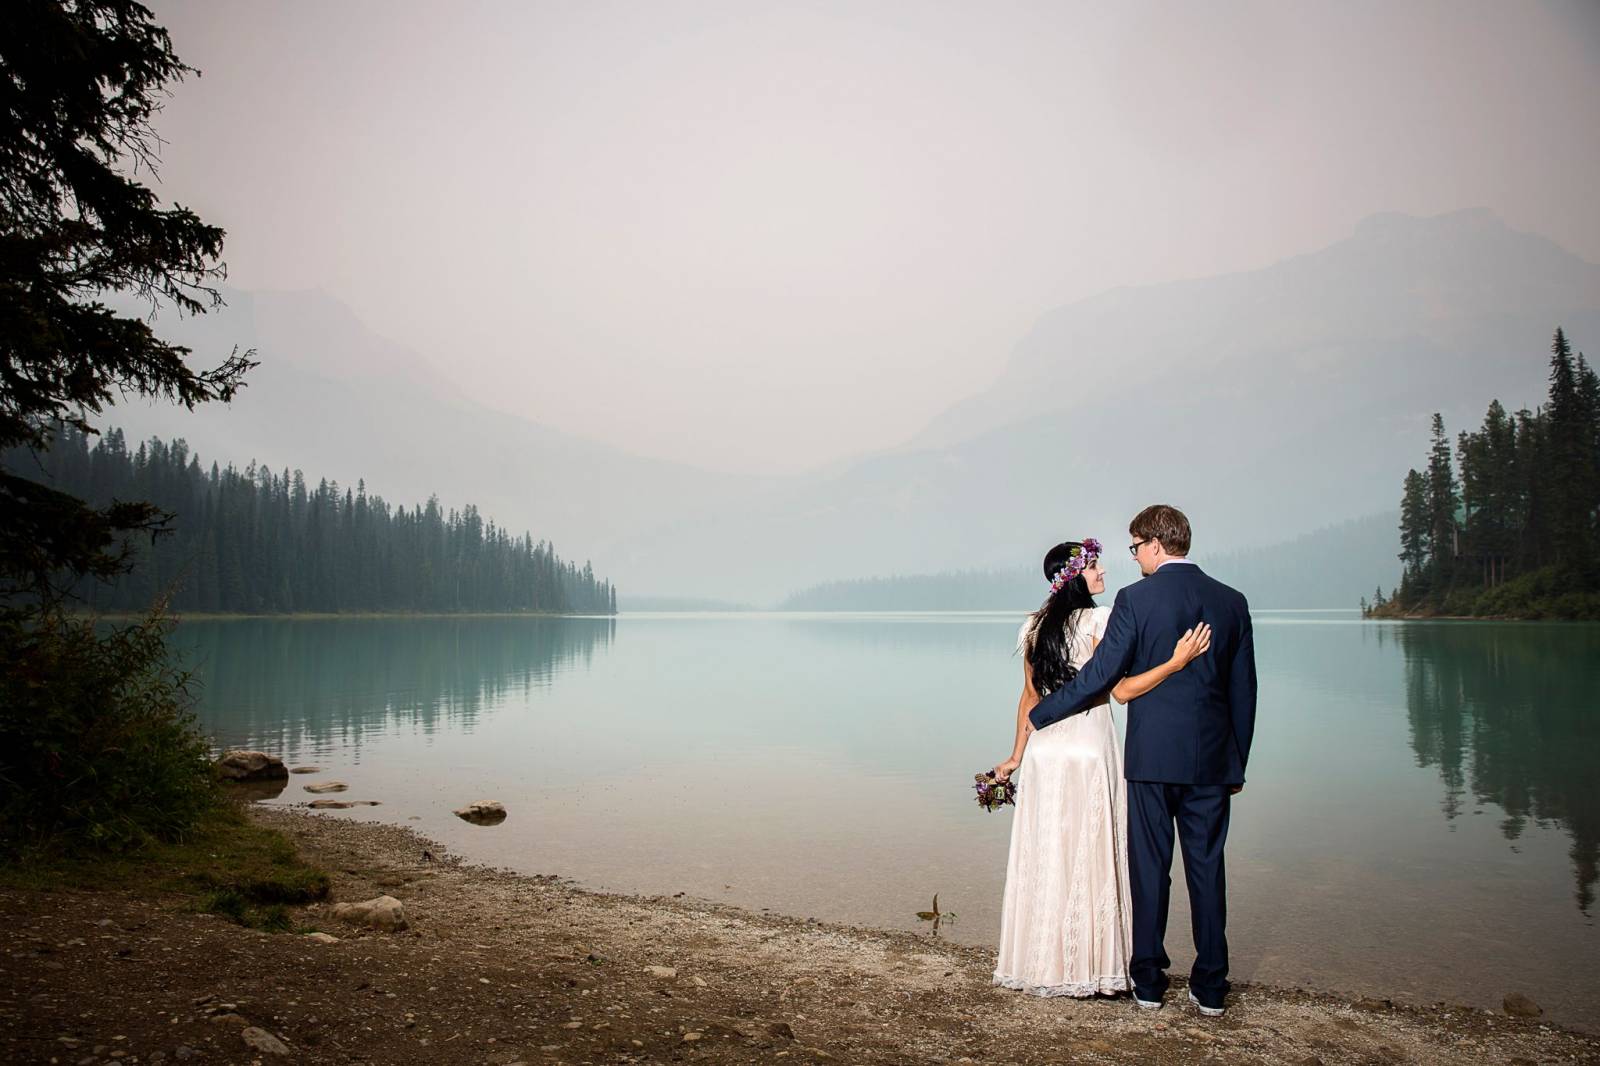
[[992, 605, 1133, 997]]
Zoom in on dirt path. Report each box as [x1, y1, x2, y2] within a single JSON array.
[[1, 808, 1593, 1065]]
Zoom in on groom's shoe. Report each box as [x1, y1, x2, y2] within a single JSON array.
[[1132, 993, 1164, 1011], [1187, 989, 1226, 1017]]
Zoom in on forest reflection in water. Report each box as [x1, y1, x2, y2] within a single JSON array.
[[170, 615, 615, 759], [1396, 621, 1600, 913]]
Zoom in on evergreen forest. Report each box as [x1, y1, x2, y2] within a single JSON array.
[[1371, 328, 1600, 618], [10, 425, 616, 615]]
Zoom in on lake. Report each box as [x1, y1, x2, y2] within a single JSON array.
[[170, 610, 1600, 1030]]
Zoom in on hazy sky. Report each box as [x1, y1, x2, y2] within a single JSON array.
[[147, 0, 1600, 474]]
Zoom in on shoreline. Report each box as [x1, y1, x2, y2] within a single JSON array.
[[76, 610, 619, 622], [4, 808, 1592, 1065]]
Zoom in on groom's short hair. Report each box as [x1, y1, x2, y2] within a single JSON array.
[[1130, 504, 1191, 556]]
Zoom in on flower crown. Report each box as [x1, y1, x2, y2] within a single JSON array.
[[1048, 538, 1102, 594]]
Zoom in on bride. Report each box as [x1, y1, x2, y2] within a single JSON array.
[[991, 538, 1210, 998]]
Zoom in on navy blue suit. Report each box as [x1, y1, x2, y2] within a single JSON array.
[[1027, 562, 1256, 1007]]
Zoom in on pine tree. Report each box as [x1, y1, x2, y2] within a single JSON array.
[[1544, 328, 1587, 567], [0, 1, 256, 610], [1425, 414, 1459, 599], [1574, 352, 1600, 568], [1398, 468, 1430, 596]]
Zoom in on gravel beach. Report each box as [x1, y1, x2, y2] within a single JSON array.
[[1, 807, 1594, 1065]]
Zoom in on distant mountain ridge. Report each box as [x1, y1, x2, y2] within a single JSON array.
[[776, 512, 1401, 612], [100, 209, 1600, 604]]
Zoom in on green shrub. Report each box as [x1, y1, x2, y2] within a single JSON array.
[[0, 606, 218, 855]]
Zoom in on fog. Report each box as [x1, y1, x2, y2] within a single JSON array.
[[145, 0, 1600, 475]]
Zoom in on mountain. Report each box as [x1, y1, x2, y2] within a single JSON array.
[[602, 209, 1600, 602], [97, 210, 1600, 605]]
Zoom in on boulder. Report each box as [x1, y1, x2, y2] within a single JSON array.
[[214, 750, 288, 782], [1503, 992, 1542, 1018], [239, 1027, 291, 1056], [303, 781, 348, 794], [332, 895, 407, 932], [454, 800, 507, 825]]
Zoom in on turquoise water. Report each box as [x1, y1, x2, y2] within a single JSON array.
[[170, 611, 1599, 1029]]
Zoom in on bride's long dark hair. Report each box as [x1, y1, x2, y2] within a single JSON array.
[[1027, 540, 1097, 697]]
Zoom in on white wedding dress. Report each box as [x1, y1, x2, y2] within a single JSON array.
[[993, 605, 1133, 997]]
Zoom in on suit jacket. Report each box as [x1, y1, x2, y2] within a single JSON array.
[[1027, 563, 1256, 785]]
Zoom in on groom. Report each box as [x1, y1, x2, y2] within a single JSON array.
[[1026, 504, 1256, 1016]]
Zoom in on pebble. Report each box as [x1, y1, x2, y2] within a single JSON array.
[[645, 965, 677, 979], [682, 1031, 703, 1042]]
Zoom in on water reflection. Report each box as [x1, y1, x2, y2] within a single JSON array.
[[172, 616, 615, 756], [1398, 623, 1600, 912]]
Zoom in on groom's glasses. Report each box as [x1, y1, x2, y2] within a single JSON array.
[[1128, 539, 1151, 557]]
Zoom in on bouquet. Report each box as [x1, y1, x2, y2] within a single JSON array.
[[973, 770, 1017, 812]]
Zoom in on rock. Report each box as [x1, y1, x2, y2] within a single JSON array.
[[644, 965, 678, 979], [332, 895, 408, 932], [308, 799, 355, 809], [767, 1021, 796, 1041], [173, 1047, 198, 1061], [682, 1031, 702, 1041], [1354, 997, 1392, 1012], [215, 750, 288, 781], [1503, 992, 1542, 1017], [454, 800, 507, 825], [290, 766, 323, 774], [240, 1026, 291, 1056], [689, 975, 707, 988], [209, 1012, 249, 1027], [303, 781, 349, 794], [302, 932, 341, 944]]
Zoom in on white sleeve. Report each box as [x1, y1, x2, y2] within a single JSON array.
[[1092, 605, 1114, 642]]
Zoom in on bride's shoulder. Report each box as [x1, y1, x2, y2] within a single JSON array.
[[1016, 613, 1039, 652], [1082, 604, 1113, 639]]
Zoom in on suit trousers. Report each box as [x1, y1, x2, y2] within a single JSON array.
[[1127, 781, 1232, 1007]]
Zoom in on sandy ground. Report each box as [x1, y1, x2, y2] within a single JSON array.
[[1, 807, 1595, 1066]]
